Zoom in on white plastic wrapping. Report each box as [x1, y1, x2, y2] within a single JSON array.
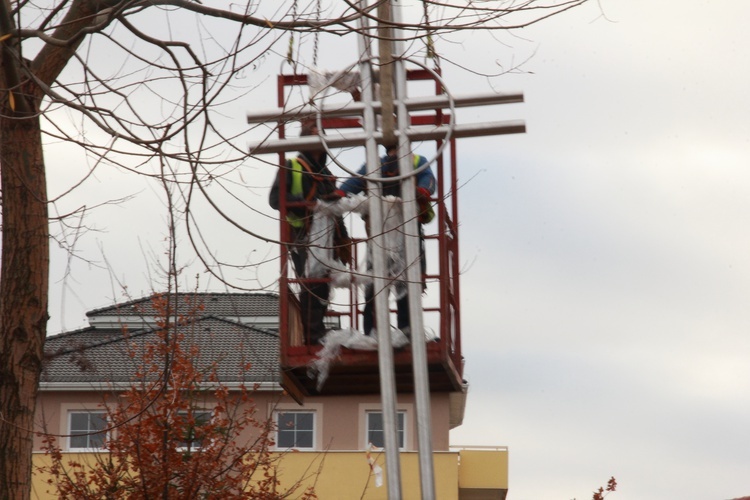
[[308, 67, 363, 99], [301, 195, 415, 390], [376, 196, 407, 300], [307, 328, 410, 390], [309, 194, 371, 288]]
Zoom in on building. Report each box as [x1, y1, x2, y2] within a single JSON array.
[[32, 292, 508, 499]]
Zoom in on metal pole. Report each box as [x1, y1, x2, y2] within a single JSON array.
[[377, 0, 396, 146], [391, 1, 436, 498], [358, 3, 402, 498]]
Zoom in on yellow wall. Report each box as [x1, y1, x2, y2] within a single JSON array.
[[34, 450, 512, 499], [457, 448, 509, 489], [275, 451, 460, 499]]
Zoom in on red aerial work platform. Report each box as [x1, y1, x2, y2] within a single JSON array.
[[272, 69, 465, 399]]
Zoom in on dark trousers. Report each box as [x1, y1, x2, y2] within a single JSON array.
[[363, 285, 409, 335], [291, 245, 329, 345], [363, 229, 426, 336]]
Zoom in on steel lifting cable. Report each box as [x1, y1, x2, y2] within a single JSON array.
[[422, 0, 436, 60], [313, 0, 321, 67], [287, 0, 298, 67]]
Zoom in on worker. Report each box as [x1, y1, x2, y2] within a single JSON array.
[[339, 145, 436, 338], [269, 121, 351, 345]]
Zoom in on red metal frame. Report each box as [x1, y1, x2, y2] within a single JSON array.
[[276, 69, 463, 396]]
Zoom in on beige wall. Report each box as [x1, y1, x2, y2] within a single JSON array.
[[35, 388, 453, 453]]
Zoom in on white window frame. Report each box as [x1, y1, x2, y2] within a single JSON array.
[[359, 402, 413, 451], [275, 411, 315, 450], [67, 410, 108, 451], [270, 402, 322, 451], [175, 409, 213, 451], [365, 410, 406, 450]]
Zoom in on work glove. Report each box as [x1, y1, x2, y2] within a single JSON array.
[[321, 189, 347, 202], [416, 187, 431, 202], [416, 187, 435, 224]]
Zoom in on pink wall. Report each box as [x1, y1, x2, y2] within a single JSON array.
[[35, 388, 454, 452]]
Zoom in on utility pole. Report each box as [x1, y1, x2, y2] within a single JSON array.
[[360, 2, 403, 497], [246, 3, 525, 497], [390, 2, 436, 497]]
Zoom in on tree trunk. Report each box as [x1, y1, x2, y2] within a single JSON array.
[[0, 112, 49, 500]]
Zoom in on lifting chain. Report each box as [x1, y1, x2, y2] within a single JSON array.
[[422, 0, 436, 61], [313, 0, 321, 67], [287, 0, 297, 66]]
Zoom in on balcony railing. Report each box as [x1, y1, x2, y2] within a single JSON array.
[[33, 448, 508, 499]]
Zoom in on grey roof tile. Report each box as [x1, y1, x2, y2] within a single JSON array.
[[86, 292, 279, 319], [43, 294, 281, 386]]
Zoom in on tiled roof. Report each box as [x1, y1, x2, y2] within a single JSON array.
[[86, 292, 280, 320], [43, 316, 279, 384], [43, 293, 281, 386]]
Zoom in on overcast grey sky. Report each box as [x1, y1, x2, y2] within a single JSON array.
[[46, 1, 750, 499], [447, 1, 750, 499]]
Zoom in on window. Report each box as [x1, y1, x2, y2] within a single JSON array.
[[366, 411, 405, 449], [275, 411, 315, 449], [69, 411, 107, 450], [176, 410, 212, 451]]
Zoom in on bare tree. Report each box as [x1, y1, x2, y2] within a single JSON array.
[[0, 1, 589, 497], [39, 293, 318, 499]]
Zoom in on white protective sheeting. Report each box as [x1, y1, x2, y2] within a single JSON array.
[[308, 67, 363, 100], [375, 196, 408, 300], [307, 328, 410, 391], [311, 194, 370, 287], [304, 195, 413, 389], [311, 194, 408, 301]]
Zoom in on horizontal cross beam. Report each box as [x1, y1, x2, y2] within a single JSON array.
[[246, 91, 523, 124], [247, 120, 525, 155]]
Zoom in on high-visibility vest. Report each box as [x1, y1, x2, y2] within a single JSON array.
[[287, 155, 435, 227], [287, 157, 308, 228], [385, 155, 435, 224]]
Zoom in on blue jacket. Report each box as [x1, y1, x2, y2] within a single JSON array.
[[339, 154, 436, 197]]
